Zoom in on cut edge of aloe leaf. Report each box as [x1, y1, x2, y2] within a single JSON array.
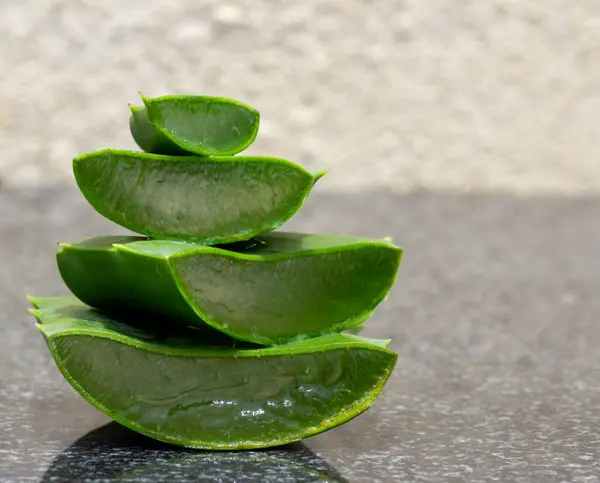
[[56, 235, 402, 345], [47, 338, 396, 450], [164, 241, 402, 346], [140, 93, 261, 156], [110, 238, 402, 345], [72, 150, 325, 244], [129, 104, 196, 156], [31, 297, 398, 450], [28, 295, 395, 354]]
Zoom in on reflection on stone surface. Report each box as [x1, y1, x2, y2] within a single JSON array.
[[41, 422, 348, 482]]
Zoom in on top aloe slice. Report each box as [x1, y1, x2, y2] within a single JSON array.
[[73, 150, 324, 243], [130, 94, 260, 156], [30, 295, 397, 450], [57, 232, 403, 345]]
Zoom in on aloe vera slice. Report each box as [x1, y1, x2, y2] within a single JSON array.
[[129, 105, 192, 156], [30, 296, 397, 450], [57, 232, 403, 345], [130, 94, 260, 156], [73, 150, 324, 244]]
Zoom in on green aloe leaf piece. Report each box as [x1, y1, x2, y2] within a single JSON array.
[[57, 232, 403, 345], [129, 105, 192, 156], [130, 94, 260, 156], [30, 296, 397, 450], [73, 150, 325, 244]]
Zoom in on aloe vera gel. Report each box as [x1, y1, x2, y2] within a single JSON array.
[[29, 93, 403, 449]]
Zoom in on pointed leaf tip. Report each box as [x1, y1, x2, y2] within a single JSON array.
[[128, 103, 142, 114], [27, 295, 42, 308], [313, 169, 328, 186], [57, 242, 72, 252]]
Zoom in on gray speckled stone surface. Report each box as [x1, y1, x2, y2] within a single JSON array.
[[1, 186, 600, 482]]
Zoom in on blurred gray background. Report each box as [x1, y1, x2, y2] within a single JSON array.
[[2, 0, 600, 193]]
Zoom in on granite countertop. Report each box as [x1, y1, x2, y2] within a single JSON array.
[[2, 186, 599, 482]]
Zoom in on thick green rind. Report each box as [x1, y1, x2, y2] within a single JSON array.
[[29, 295, 255, 349], [72, 150, 323, 244], [30, 295, 392, 355], [141, 94, 260, 156], [129, 105, 193, 156], [56, 233, 403, 345], [31, 297, 397, 450]]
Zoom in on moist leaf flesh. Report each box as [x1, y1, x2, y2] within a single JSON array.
[[57, 232, 403, 345], [129, 105, 192, 156], [30, 296, 397, 450], [131, 94, 260, 156], [73, 150, 324, 243]]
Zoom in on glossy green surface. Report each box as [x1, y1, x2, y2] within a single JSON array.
[[129, 105, 191, 156], [57, 232, 403, 345], [130, 94, 260, 156], [73, 150, 324, 243], [30, 296, 397, 450]]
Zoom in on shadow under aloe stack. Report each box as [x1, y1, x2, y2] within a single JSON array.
[[28, 94, 403, 450]]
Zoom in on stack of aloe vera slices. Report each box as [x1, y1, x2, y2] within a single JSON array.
[[29, 94, 403, 450]]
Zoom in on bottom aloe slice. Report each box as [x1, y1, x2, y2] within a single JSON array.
[[30, 296, 397, 450], [57, 232, 402, 345]]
